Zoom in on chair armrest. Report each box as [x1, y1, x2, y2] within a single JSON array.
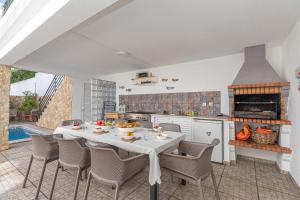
[[160, 153, 197, 177], [121, 153, 146, 162], [121, 154, 147, 181], [178, 141, 208, 157]]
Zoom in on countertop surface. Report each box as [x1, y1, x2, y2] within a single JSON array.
[[150, 114, 228, 121]]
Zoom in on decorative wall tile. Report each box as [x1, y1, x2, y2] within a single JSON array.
[[120, 91, 221, 116]]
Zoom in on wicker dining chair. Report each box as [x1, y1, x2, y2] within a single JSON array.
[[83, 146, 148, 200], [23, 134, 62, 200], [160, 139, 220, 200], [159, 123, 181, 153], [60, 119, 83, 126], [49, 137, 90, 200], [158, 123, 181, 132]]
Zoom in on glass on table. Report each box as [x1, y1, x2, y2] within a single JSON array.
[[143, 131, 150, 141]]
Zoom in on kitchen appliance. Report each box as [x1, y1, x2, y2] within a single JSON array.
[[124, 112, 154, 122]]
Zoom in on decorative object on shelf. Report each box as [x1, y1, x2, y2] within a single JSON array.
[[126, 88, 132, 92], [161, 78, 168, 82], [119, 86, 125, 89], [296, 66, 300, 91], [236, 124, 251, 141], [136, 72, 152, 78], [251, 130, 278, 145], [132, 72, 158, 86], [166, 86, 175, 90], [172, 78, 179, 82]]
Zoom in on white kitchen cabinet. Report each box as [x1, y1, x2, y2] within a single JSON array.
[[172, 117, 192, 141], [151, 115, 192, 141], [192, 119, 223, 163]]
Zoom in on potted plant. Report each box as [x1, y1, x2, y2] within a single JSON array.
[[18, 91, 39, 121]]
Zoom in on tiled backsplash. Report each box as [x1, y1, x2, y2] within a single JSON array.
[[119, 91, 221, 116]]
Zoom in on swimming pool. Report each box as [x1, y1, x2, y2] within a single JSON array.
[[8, 127, 39, 143]]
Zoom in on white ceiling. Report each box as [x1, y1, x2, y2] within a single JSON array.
[[15, 0, 300, 78]]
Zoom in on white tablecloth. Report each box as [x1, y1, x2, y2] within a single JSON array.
[[53, 126, 185, 185]]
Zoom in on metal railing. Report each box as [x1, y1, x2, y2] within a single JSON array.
[[2, 0, 14, 16], [39, 75, 64, 116]]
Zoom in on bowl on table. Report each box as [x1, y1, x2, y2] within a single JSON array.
[[156, 133, 168, 140], [72, 125, 81, 130], [122, 135, 135, 140], [117, 127, 137, 133], [95, 125, 111, 131]]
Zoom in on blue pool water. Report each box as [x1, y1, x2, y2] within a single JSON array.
[[8, 127, 38, 141]]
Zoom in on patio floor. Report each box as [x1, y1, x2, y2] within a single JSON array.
[[0, 142, 300, 200]]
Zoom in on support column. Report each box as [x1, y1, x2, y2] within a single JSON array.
[[0, 65, 11, 151]]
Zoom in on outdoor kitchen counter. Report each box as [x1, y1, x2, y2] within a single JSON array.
[[150, 114, 228, 121]]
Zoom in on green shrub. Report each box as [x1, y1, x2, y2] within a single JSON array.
[[18, 91, 39, 114], [11, 69, 36, 83]]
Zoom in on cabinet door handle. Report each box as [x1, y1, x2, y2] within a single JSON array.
[[206, 131, 211, 136]]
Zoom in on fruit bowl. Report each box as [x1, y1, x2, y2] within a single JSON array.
[[122, 135, 135, 140], [72, 125, 81, 130], [95, 125, 111, 131], [117, 127, 137, 133], [93, 129, 104, 133]]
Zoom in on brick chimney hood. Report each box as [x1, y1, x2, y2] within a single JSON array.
[[232, 44, 282, 85]]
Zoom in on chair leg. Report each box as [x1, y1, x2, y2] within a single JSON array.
[[49, 161, 60, 200], [22, 155, 33, 188], [73, 168, 82, 200], [114, 184, 120, 200], [197, 180, 205, 200], [85, 168, 88, 179], [211, 169, 220, 200], [35, 159, 47, 200], [83, 172, 92, 200]]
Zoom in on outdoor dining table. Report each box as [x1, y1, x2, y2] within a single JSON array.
[[54, 125, 186, 200]]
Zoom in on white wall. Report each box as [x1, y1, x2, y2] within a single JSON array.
[[282, 19, 300, 186], [10, 72, 54, 96], [100, 45, 283, 116], [35, 73, 55, 95], [10, 76, 36, 96]]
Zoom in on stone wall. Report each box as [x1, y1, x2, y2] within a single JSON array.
[[37, 77, 72, 130], [0, 65, 11, 151], [10, 96, 23, 109]]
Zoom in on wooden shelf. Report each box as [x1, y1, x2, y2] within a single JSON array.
[[229, 140, 292, 154], [132, 76, 158, 86], [227, 117, 291, 125]]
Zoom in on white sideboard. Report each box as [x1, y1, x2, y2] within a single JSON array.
[[151, 115, 223, 163]]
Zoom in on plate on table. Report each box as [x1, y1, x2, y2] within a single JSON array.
[[72, 125, 81, 130], [156, 133, 168, 140]]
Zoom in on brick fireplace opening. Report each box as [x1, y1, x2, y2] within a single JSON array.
[[228, 82, 292, 156], [228, 82, 290, 124], [234, 93, 281, 120]]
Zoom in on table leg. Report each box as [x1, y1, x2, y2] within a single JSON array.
[[150, 183, 159, 200], [181, 153, 187, 185]]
